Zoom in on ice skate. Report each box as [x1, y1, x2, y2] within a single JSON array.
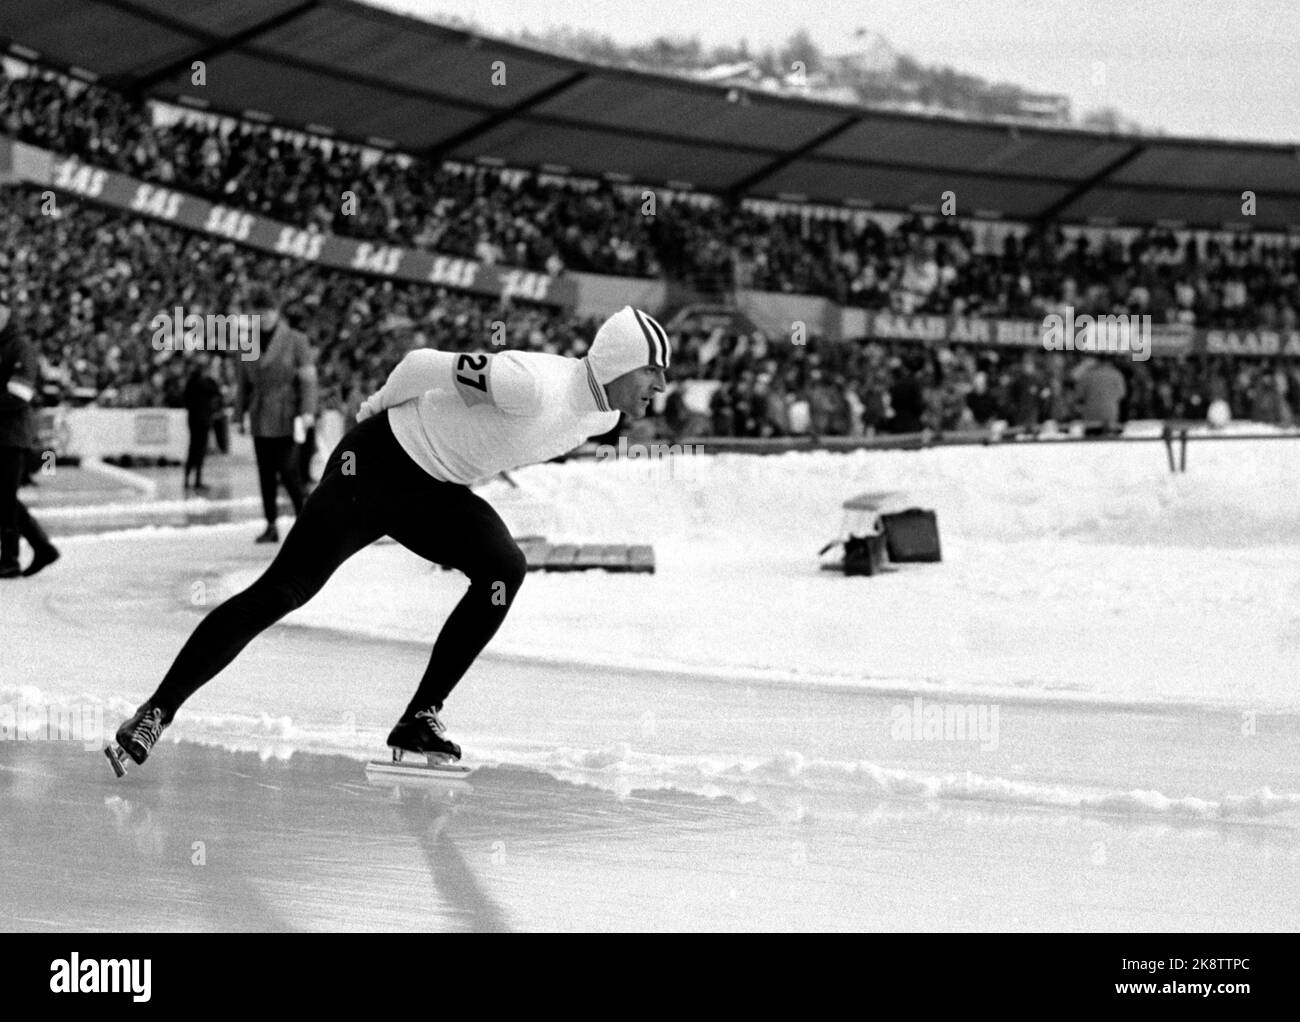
[[104, 702, 169, 778], [389, 706, 462, 761], [366, 707, 472, 780]]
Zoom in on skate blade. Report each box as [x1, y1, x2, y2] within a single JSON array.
[[365, 750, 473, 780], [103, 744, 129, 778]]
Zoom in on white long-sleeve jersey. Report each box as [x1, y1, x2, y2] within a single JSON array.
[[356, 348, 619, 486]]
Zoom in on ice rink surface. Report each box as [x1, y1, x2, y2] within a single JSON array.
[[3, 434, 1299, 930]]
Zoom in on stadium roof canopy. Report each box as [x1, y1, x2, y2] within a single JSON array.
[[5, 0, 1300, 230]]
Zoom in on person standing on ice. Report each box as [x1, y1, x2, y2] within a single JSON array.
[[0, 289, 60, 579], [240, 295, 317, 544], [110, 306, 670, 771]]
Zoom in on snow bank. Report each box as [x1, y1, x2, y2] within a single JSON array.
[[196, 435, 1300, 710]]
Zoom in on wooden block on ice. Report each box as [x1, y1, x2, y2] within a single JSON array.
[[627, 545, 656, 573], [521, 542, 657, 573], [600, 545, 632, 569], [544, 544, 580, 571], [572, 544, 626, 570], [516, 538, 551, 570]]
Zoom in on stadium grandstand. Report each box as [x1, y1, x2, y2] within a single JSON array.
[[2, 0, 1300, 444]]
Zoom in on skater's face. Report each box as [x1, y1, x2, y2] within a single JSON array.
[[606, 366, 666, 418]]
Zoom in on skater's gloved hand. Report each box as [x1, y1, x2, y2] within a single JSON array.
[[356, 394, 382, 422]]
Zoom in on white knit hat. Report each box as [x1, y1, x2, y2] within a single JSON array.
[[587, 306, 671, 386]]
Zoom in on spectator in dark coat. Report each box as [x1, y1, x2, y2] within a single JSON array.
[[662, 384, 690, 441], [183, 354, 221, 493], [1008, 353, 1043, 430], [211, 373, 233, 455], [889, 360, 926, 433], [238, 298, 317, 543], [0, 294, 59, 578], [709, 384, 734, 437], [965, 371, 999, 425]]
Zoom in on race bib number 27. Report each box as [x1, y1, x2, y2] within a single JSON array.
[[453, 353, 494, 407]]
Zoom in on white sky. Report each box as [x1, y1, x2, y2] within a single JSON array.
[[366, 0, 1299, 143]]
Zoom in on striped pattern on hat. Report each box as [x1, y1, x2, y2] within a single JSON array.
[[630, 307, 670, 370], [587, 305, 672, 386]]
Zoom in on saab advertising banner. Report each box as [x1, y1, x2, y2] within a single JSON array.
[[861, 311, 1197, 358]]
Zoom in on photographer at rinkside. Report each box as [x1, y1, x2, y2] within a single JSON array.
[[237, 293, 318, 544], [0, 288, 59, 578]]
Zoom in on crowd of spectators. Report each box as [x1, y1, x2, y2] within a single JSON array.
[[685, 339, 1300, 438], [4, 60, 1300, 331], [0, 189, 597, 416], [3, 58, 1300, 439], [4, 189, 1297, 440], [0, 62, 665, 277]]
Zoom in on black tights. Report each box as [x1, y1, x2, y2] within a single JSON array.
[[253, 435, 304, 525], [153, 413, 527, 720]]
